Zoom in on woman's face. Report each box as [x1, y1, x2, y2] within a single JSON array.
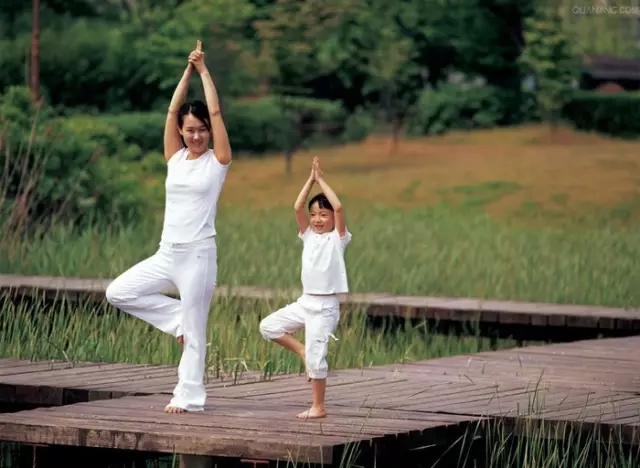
[[179, 113, 211, 155]]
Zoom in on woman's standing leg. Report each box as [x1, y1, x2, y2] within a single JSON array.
[[165, 244, 218, 413], [106, 250, 183, 337]]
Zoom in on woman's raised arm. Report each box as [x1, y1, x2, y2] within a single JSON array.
[[189, 41, 232, 166]]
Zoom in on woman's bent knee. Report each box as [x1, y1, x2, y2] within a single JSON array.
[[105, 281, 130, 307], [105, 282, 121, 306]]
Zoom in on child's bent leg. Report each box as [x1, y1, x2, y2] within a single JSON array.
[[259, 303, 307, 362], [298, 309, 340, 419], [166, 247, 218, 414], [105, 252, 182, 337]]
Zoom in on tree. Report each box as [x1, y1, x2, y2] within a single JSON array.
[[30, 0, 40, 103], [354, 0, 429, 154], [135, 0, 256, 99], [253, 0, 354, 89], [254, 0, 467, 156], [252, 0, 355, 175], [558, 0, 639, 58], [519, 4, 580, 131]]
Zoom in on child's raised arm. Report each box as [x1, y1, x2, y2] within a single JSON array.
[[313, 158, 346, 237], [293, 164, 315, 235]]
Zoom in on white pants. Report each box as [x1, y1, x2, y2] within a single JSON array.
[[105, 236, 217, 412], [259, 293, 340, 379]]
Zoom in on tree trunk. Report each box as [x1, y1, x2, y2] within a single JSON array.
[[284, 148, 294, 176], [30, 0, 40, 103], [547, 109, 560, 142], [389, 116, 403, 156]]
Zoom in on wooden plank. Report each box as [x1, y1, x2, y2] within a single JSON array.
[[0, 359, 302, 405], [212, 373, 395, 399], [328, 381, 508, 408], [34, 399, 440, 437], [0, 359, 99, 375], [0, 392, 480, 464], [0, 416, 336, 464], [387, 346, 640, 386]]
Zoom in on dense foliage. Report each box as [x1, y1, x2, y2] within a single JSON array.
[[1, 0, 633, 225]]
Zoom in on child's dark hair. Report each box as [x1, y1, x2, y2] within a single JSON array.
[[178, 100, 211, 146], [308, 193, 333, 211]]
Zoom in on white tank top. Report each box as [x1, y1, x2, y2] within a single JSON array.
[[160, 147, 229, 244]]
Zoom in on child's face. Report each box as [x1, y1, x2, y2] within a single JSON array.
[[309, 202, 335, 234]]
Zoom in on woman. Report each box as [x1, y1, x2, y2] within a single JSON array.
[[105, 40, 232, 414]]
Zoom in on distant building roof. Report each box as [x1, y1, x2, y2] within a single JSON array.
[[583, 54, 640, 80]]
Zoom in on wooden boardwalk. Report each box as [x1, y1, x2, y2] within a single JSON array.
[[0, 358, 294, 407], [1, 336, 640, 465], [2, 273, 640, 331]]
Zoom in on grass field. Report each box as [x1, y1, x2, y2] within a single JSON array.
[[0, 295, 525, 375], [3, 124, 640, 307], [221, 125, 640, 225]]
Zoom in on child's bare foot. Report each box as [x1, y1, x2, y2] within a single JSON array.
[[296, 406, 326, 419], [177, 335, 184, 345], [164, 405, 186, 414]]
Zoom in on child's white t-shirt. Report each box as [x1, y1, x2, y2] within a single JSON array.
[[298, 226, 352, 295]]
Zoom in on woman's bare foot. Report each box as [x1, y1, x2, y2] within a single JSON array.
[[177, 335, 184, 345], [164, 405, 186, 414], [296, 406, 326, 419]]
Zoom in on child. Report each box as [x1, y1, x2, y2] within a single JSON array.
[[259, 156, 351, 419]]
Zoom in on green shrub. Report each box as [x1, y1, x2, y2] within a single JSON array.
[[562, 91, 640, 138], [95, 113, 165, 154], [406, 84, 513, 136], [225, 95, 364, 154], [278, 95, 349, 148], [0, 20, 159, 113], [0, 86, 150, 227], [56, 115, 143, 161], [223, 98, 291, 154], [342, 107, 377, 143], [94, 96, 373, 158]]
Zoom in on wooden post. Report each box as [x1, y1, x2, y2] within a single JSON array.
[[179, 454, 213, 468]]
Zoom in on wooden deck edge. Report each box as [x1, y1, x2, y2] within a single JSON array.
[[382, 412, 640, 447], [0, 420, 336, 464], [7, 408, 639, 464], [2, 274, 640, 330], [0, 399, 485, 465], [496, 414, 640, 445]]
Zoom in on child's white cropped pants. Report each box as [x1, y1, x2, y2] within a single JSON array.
[[259, 293, 340, 379], [105, 236, 217, 412]]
